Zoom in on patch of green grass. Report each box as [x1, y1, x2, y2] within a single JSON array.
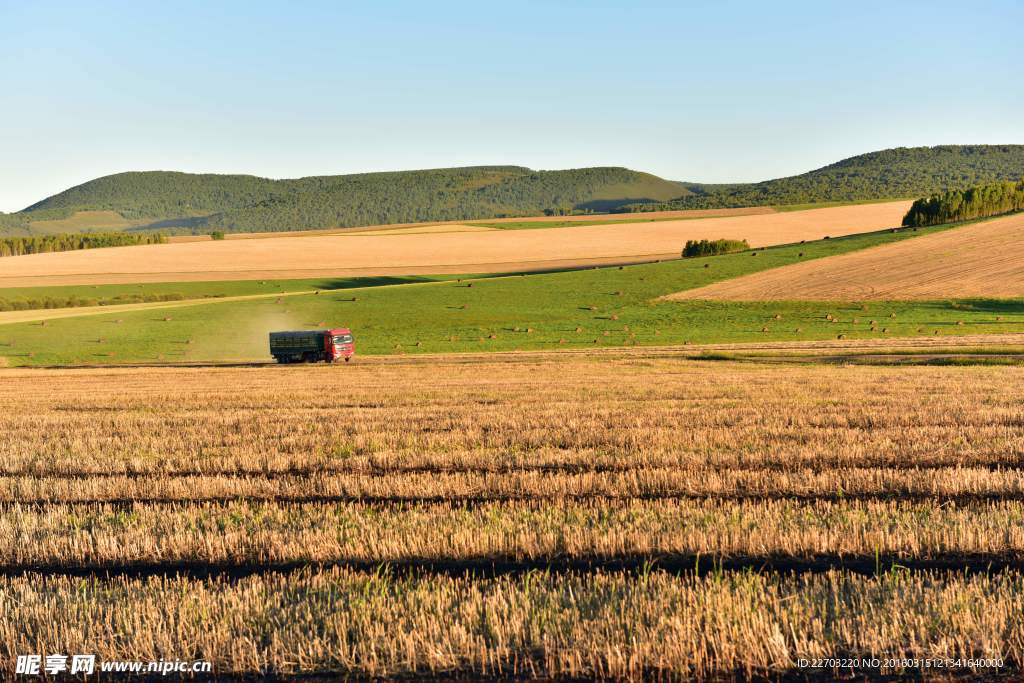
[[0, 221, 1016, 367]]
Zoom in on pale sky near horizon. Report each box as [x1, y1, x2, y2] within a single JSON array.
[[1, 0, 1021, 212]]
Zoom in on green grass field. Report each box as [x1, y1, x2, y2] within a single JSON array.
[[0, 275, 461, 311], [2, 221, 1021, 366]]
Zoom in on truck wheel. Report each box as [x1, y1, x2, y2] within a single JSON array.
[[345, 357, 351, 363]]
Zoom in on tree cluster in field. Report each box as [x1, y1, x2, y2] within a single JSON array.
[[0, 291, 189, 312], [902, 178, 1024, 227], [0, 232, 165, 257], [617, 145, 1024, 212], [11, 167, 683, 235], [681, 238, 750, 258]]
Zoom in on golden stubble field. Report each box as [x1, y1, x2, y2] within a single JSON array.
[[671, 212, 1024, 301], [0, 201, 911, 287], [0, 349, 1020, 678]]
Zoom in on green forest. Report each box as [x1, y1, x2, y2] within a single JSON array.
[[0, 232, 165, 258], [618, 145, 1024, 212], [902, 178, 1024, 227], [5, 167, 684, 236]]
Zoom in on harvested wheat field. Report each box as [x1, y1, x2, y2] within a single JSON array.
[[671, 212, 1024, 301], [0, 201, 910, 287], [0, 351, 1019, 678]]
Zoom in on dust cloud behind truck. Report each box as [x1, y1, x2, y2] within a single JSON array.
[[269, 328, 354, 363]]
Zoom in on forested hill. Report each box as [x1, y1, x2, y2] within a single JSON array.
[[6, 146, 1023, 236], [2, 166, 687, 235], [618, 145, 1024, 212]]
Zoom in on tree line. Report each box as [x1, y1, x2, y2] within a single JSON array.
[[902, 178, 1024, 227], [0, 232, 165, 258]]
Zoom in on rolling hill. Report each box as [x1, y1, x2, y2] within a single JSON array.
[[621, 145, 1024, 211], [0, 201, 910, 287], [3, 145, 1022, 238], [0, 166, 688, 237], [667, 212, 1024, 301]]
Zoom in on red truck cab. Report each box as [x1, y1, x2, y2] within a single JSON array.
[[326, 328, 355, 363]]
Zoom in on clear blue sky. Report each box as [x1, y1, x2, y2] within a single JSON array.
[[1, 0, 1021, 212]]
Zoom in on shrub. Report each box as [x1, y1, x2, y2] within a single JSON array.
[[209, 231, 226, 240], [681, 238, 750, 258]]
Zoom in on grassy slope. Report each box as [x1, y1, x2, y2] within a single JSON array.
[[0, 275, 457, 309], [4, 221, 1022, 366]]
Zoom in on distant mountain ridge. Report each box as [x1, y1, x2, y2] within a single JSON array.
[[620, 145, 1024, 212], [1, 166, 687, 236], [2, 145, 1023, 236]]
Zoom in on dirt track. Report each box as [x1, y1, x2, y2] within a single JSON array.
[[0, 201, 910, 287], [668, 212, 1024, 301]]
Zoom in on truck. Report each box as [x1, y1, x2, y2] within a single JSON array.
[[269, 328, 355, 363]]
